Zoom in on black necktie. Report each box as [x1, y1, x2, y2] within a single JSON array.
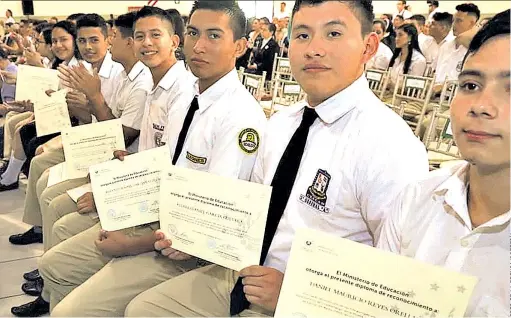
[[172, 97, 199, 165], [230, 107, 318, 316]]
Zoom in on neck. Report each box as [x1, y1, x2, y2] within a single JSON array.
[[401, 46, 409, 58], [92, 55, 106, 71], [151, 57, 176, 88], [436, 32, 449, 44], [198, 68, 232, 94], [121, 58, 137, 75], [468, 164, 510, 227]]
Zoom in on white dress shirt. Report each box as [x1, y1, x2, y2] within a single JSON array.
[[389, 49, 427, 84], [434, 37, 468, 84], [109, 61, 153, 153], [418, 32, 439, 65], [97, 51, 124, 107], [138, 61, 196, 152], [367, 42, 393, 70], [253, 75, 429, 273], [395, 10, 413, 19], [378, 162, 510, 317], [169, 69, 267, 181]]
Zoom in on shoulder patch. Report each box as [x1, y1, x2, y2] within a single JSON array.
[[186, 152, 207, 165], [238, 128, 260, 154]]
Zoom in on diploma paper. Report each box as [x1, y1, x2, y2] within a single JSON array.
[[275, 228, 478, 318], [66, 183, 92, 203], [62, 119, 125, 179], [34, 89, 71, 137], [89, 146, 170, 231], [159, 166, 271, 271], [15, 65, 60, 103], [47, 162, 69, 187]]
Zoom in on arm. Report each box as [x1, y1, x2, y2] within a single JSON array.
[[409, 58, 427, 77]]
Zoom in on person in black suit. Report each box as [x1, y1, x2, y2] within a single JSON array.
[[247, 23, 279, 80]]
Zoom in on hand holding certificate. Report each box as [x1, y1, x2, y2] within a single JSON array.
[[34, 89, 72, 137], [62, 119, 125, 179], [90, 146, 171, 231], [159, 166, 271, 271], [275, 228, 477, 318], [15, 65, 60, 103]]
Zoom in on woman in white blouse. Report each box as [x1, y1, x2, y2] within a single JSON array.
[[383, 23, 427, 104]]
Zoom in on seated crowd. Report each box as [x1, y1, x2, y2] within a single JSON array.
[[0, 0, 508, 317]]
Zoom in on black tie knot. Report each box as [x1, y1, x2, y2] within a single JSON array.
[[302, 107, 318, 128]]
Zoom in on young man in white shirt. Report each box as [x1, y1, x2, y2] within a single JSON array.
[[429, 11, 454, 52], [433, 4, 479, 94], [124, 1, 428, 317], [378, 12, 510, 317], [10, 12, 153, 317], [409, 14, 439, 67], [366, 20, 393, 70], [426, 0, 440, 23], [37, 3, 266, 316]]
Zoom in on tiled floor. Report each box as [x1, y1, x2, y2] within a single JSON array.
[[0, 185, 45, 316]]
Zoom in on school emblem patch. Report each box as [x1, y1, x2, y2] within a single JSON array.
[[299, 169, 331, 213], [154, 132, 165, 147], [238, 128, 260, 154]]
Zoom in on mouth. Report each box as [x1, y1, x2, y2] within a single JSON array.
[[190, 58, 208, 65], [463, 129, 500, 141], [141, 51, 158, 57], [303, 64, 330, 73]]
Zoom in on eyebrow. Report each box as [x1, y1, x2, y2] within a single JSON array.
[[292, 19, 347, 32], [459, 69, 511, 79], [187, 25, 225, 33]]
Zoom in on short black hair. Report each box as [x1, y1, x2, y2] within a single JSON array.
[[427, 0, 439, 7], [432, 12, 453, 28], [395, 15, 404, 21], [267, 23, 277, 35], [134, 6, 184, 43], [399, 0, 407, 4], [410, 14, 427, 26], [0, 48, 9, 60], [114, 12, 136, 38], [260, 17, 270, 25], [189, 0, 247, 41], [5, 22, 13, 28], [463, 9, 510, 65], [41, 27, 53, 45], [76, 14, 108, 38], [35, 22, 50, 34], [456, 3, 481, 21], [292, 0, 374, 36], [373, 19, 386, 31], [106, 19, 114, 28], [165, 9, 185, 44], [66, 13, 85, 22]]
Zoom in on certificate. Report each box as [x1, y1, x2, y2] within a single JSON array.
[[89, 146, 171, 231], [159, 166, 271, 271], [15, 65, 60, 103], [66, 183, 92, 203], [34, 89, 71, 137], [47, 162, 69, 187], [275, 228, 478, 318], [62, 119, 125, 179]]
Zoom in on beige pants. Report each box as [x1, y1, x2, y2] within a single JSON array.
[[22, 149, 65, 226], [39, 222, 198, 316], [3, 111, 31, 159], [125, 264, 273, 317]]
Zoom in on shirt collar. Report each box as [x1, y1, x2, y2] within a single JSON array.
[[196, 68, 239, 113], [98, 51, 115, 79], [434, 162, 511, 230], [127, 61, 146, 81], [297, 75, 366, 124], [156, 60, 186, 92]]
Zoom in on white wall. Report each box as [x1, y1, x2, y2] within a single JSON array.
[[0, 0, 507, 19]]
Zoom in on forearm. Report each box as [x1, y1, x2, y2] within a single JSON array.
[[89, 93, 115, 121], [126, 232, 159, 256]]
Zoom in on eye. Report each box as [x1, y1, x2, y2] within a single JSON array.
[[151, 32, 161, 38], [459, 82, 480, 92], [187, 30, 198, 37], [296, 33, 309, 40], [208, 33, 220, 39], [134, 34, 144, 41], [328, 31, 342, 37]]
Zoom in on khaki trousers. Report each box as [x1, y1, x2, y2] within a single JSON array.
[[125, 264, 273, 317], [22, 149, 65, 226], [39, 222, 198, 316], [3, 111, 31, 159]]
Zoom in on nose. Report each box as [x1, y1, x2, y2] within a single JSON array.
[[193, 36, 206, 54], [304, 35, 326, 59], [468, 87, 498, 119]]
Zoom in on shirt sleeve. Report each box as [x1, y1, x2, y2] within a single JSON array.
[[119, 88, 147, 130], [409, 56, 427, 77], [356, 122, 429, 245], [208, 104, 267, 181], [376, 189, 407, 253]]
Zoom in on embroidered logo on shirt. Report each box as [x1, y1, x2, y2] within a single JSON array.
[[186, 151, 207, 165], [154, 132, 165, 147], [299, 169, 331, 213], [238, 128, 260, 154]]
